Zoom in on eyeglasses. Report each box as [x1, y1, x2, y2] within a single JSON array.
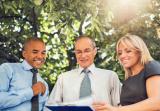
[[74, 48, 95, 56]]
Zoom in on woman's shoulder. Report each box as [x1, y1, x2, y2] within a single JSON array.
[[144, 60, 160, 79], [146, 60, 160, 69]]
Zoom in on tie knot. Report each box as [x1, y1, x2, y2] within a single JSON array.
[[83, 68, 90, 74], [30, 68, 38, 74]]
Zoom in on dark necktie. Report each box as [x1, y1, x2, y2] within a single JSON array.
[[79, 68, 91, 98], [30, 68, 39, 111]]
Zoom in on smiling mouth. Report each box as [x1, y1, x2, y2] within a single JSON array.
[[122, 61, 128, 63], [80, 60, 88, 62], [33, 59, 45, 63]]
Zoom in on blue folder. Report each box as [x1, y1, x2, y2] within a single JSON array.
[[46, 105, 93, 111]]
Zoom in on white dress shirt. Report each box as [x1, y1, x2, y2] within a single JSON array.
[[46, 64, 121, 107]]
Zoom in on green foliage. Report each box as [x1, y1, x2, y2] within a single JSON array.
[[1, 0, 160, 90]]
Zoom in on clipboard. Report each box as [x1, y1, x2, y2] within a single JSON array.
[[46, 105, 93, 111]]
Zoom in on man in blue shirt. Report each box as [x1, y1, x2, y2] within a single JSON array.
[[0, 37, 48, 111]]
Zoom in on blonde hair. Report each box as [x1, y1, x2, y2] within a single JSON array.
[[116, 34, 153, 79]]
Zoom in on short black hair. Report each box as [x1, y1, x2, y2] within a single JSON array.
[[23, 37, 45, 51]]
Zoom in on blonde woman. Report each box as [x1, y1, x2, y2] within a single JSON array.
[[93, 34, 160, 111]]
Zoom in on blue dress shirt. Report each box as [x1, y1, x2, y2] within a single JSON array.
[[0, 60, 48, 111]]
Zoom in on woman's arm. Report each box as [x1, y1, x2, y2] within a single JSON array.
[[93, 76, 160, 111]]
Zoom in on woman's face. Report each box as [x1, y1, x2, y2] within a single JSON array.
[[117, 42, 141, 69]]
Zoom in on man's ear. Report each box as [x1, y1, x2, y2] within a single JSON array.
[[22, 50, 26, 58], [94, 47, 97, 56]]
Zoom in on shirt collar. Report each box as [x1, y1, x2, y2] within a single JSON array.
[[22, 60, 33, 71], [78, 64, 96, 75]]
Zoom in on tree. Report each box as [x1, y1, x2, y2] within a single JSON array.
[[0, 0, 160, 90]]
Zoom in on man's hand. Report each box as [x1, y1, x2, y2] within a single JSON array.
[[32, 81, 46, 96]]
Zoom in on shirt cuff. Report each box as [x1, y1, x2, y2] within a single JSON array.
[[18, 87, 34, 102]]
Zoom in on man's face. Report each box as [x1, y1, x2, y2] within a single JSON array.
[[22, 41, 46, 69], [75, 38, 97, 68]]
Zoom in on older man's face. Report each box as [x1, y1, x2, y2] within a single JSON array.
[[75, 38, 97, 68]]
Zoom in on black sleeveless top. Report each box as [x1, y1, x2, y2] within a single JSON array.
[[120, 60, 160, 106]]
